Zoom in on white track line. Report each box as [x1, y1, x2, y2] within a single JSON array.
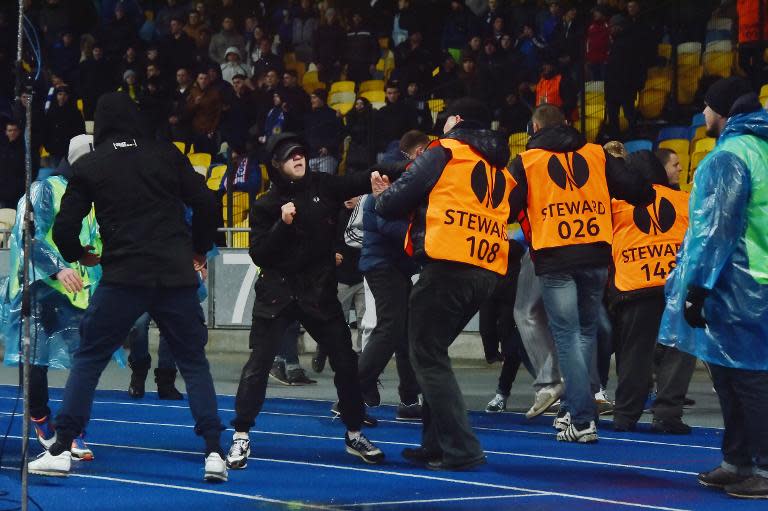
[[1, 436, 690, 511], [0, 397, 721, 451], [336, 493, 546, 507], [0, 464, 336, 510], [0, 413, 700, 477]]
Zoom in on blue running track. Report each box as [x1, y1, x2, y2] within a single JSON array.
[[0, 385, 760, 510]]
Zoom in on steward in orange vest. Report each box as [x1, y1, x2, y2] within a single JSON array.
[[534, 61, 578, 120], [608, 150, 696, 435], [375, 98, 517, 469]]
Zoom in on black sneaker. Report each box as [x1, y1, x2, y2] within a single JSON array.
[[362, 384, 381, 408], [698, 466, 752, 489], [725, 476, 768, 499], [395, 402, 422, 421], [651, 418, 692, 435], [269, 360, 291, 386], [345, 432, 384, 464], [426, 456, 486, 471], [311, 352, 327, 373], [331, 401, 378, 427], [402, 447, 441, 465], [286, 368, 317, 385]]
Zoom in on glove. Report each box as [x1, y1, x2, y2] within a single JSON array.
[[683, 285, 708, 328]]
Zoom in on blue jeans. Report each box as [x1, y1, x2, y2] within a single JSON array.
[[540, 268, 608, 424], [55, 285, 224, 443], [128, 313, 177, 370]]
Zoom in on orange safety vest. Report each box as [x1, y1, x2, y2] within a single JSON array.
[[520, 144, 612, 251], [738, 0, 768, 43], [536, 75, 563, 107], [611, 185, 689, 292], [405, 138, 516, 275]]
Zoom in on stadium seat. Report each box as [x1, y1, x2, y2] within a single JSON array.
[[331, 102, 354, 115], [705, 30, 732, 45], [706, 40, 733, 53], [689, 125, 708, 150], [694, 137, 716, 153], [678, 51, 701, 67], [658, 43, 672, 60], [260, 164, 269, 193], [329, 81, 355, 95], [222, 191, 250, 248], [658, 126, 690, 142], [624, 140, 653, 153], [188, 152, 212, 169], [691, 112, 705, 127], [508, 132, 529, 147], [638, 89, 667, 119], [303, 70, 319, 86], [378, 37, 390, 50], [644, 76, 671, 92], [376, 50, 396, 80], [427, 98, 445, 114], [286, 61, 306, 83], [582, 116, 603, 143], [207, 164, 226, 191], [370, 101, 386, 110], [303, 82, 325, 94], [172, 141, 187, 154], [690, 150, 710, 171], [703, 50, 734, 77], [427, 134, 438, 142], [360, 90, 385, 103], [678, 41, 703, 56], [359, 80, 384, 93], [707, 18, 733, 31], [647, 66, 672, 82], [329, 91, 356, 106], [676, 65, 703, 105], [76, 99, 84, 115]]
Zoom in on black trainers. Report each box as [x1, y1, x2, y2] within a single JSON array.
[[395, 402, 422, 421], [331, 401, 378, 427], [651, 418, 692, 435], [362, 384, 381, 408], [286, 368, 317, 385], [269, 360, 291, 386], [426, 456, 486, 471], [402, 447, 441, 465], [725, 476, 768, 499], [311, 351, 327, 373], [345, 432, 384, 464], [698, 466, 751, 489]]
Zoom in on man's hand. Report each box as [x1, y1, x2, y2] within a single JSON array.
[[370, 171, 391, 197], [193, 253, 207, 272], [79, 245, 101, 267], [55, 268, 84, 293], [335, 253, 343, 266], [344, 196, 361, 209], [281, 202, 297, 225], [684, 286, 708, 328]]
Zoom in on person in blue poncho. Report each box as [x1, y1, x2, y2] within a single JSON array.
[[658, 77, 768, 499], [0, 134, 102, 461]]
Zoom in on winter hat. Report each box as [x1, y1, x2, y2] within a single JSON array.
[[225, 46, 241, 59], [444, 97, 492, 128], [704, 77, 755, 117], [609, 14, 627, 28], [123, 69, 137, 81], [68, 134, 95, 165]]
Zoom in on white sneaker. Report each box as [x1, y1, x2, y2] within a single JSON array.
[[557, 421, 599, 443], [485, 394, 507, 413], [595, 387, 615, 416], [553, 410, 571, 432], [204, 453, 228, 482], [226, 436, 251, 469], [526, 383, 565, 419], [28, 450, 71, 477]]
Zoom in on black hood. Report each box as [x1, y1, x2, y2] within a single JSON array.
[[93, 92, 144, 145], [625, 150, 668, 187], [444, 128, 510, 169], [526, 125, 586, 153]]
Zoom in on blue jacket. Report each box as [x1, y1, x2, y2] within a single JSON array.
[[659, 106, 768, 371], [359, 194, 417, 275]]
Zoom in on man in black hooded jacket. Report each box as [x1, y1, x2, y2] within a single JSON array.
[[29, 92, 227, 482], [226, 132, 397, 469]]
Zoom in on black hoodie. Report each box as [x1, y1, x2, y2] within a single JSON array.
[[53, 93, 218, 287], [508, 125, 655, 275], [375, 127, 511, 265]]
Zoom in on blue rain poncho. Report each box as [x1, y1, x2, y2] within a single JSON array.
[[658, 109, 768, 371], [0, 175, 123, 369]]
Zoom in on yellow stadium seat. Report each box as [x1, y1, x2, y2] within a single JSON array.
[[376, 50, 395, 81], [690, 150, 709, 171], [582, 116, 603, 143], [676, 65, 703, 105], [585, 102, 606, 118], [222, 191, 250, 248], [678, 52, 701, 67], [690, 125, 708, 150], [359, 80, 385, 93], [427, 98, 445, 114], [658, 43, 672, 60], [207, 164, 226, 191], [760, 84, 768, 98], [332, 102, 354, 116], [286, 61, 306, 83], [188, 152, 212, 169], [173, 141, 188, 154], [260, 164, 269, 193], [329, 81, 355, 95], [303, 70, 319, 85], [303, 81, 326, 94], [360, 90, 385, 103], [694, 137, 716, 153], [644, 76, 671, 92], [761, 95, 768, 108], [703, 51, 734, 77], [283, 52, 297, 65], [76, 99, 84, 114], [370, 101, 386, 110], [330, 91, 356, 106], [638, 89, 667, 119], [647, 67, 673, 81], [508, 132, 529, 147], [427, 135, 438, 142]]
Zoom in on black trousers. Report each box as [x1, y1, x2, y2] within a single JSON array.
[[710, 364, 768, 475], [358, 266, 420, 404], [22, 365, 50, 420], [232, 301, 364, 432], [409, 262, 497, 464], [612, 295, 696, 425]]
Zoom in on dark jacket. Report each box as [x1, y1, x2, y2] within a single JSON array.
[[248, 155, 399, 320], [43, 101, 86, 160], [374, 100, 419, 152], [335, 206, 362, 286], [344, 101, 376, 172], [304, 105, 343, 159], [0, 137, 25, 206], [53, 93, 218, 287], [508, 125, 655, 275], [606, 30, 647, 101], [375, 127, 510, 265]]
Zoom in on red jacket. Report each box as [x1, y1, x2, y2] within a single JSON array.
[[586, 20, 610, 64]]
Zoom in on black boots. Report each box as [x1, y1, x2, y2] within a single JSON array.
[[155, 368, 183, 400], [128, 357, 152, 399]]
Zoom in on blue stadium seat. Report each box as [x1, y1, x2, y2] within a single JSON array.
[[624, 140, 653, 153], [657, 126, 690, 143], [691, 113, 705, 127], [705, 30, 731, 44]]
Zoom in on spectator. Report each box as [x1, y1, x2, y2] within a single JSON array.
[[304, 89, 343, 174], [374, 81, 419, 157], [624, 0, 656, 82], [78, 43, 114, 120], [145, 62, 167, 96], [458, 55, 490, 101], [115, 46, 142, 87], [220, 74, 260, 149], [155, 0, 191, 38], [184, 10, 209, 48], [496, 91, 531, 136], [442, 0, 482, 52], [185, 69, 224, 154], [655, 148, 682, 190], [392, 0, 418, 47], [160, 16, 197, 75], [537, 0, 562, 44], [49, 30, 80, 87], [173, 67, 193, 103], [39, 0, 72, 47], [477, 38, 506, 106], [605, 15, 643, 137], [206, 64, 234, 105], [275, 8, 294, 55], [140, 77, 172, 138], [515, 23, 546, 84], [432, 53, 465, 101], [0, 121, 25, 209], [403, 81, 433, 133], [394, 31, 434, 90], [99, 2, 138, 62], [344, 12, 380, 83], [221, 47, 251, 84], [261, 91, 299, 144], [292, 0, 319, 63], [489, 16, 507, 42], [460, 35, 483, 62], [118, 69, 141, 102], [209, 16, 245, 65], [42, 86, 85, 165], [551, 7, 584, 77], [280, 70, 311, 118], [245, 26, 268, 68], [251, 38, 283, 80], [314, 8, 346, 84], [482, 0, 509, 30], [256, 69, 281, 114], [586, 6, 610, 81], [344, 97, 376, 174], [532, 60, 578, 120]]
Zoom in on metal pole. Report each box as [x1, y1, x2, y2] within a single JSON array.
[[16, 1, 32, 510]]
